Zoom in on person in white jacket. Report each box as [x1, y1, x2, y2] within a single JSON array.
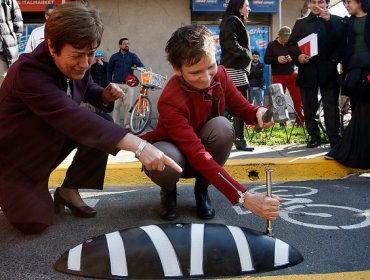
[[24, 3, 57, 53], [0, 0, 23, 85]]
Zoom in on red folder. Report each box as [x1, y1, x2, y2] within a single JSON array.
[[298, 33, 318, 57]]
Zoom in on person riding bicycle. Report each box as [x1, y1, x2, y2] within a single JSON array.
[[140, 24, 283, 221]]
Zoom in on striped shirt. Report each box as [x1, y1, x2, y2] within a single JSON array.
[[225, 68, 249, 87]]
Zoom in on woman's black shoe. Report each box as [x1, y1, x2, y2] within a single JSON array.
[[194, 185, 215, 219], [306, 140, 321, 148], [160, 190, 177, 221], [54, 188, 97, 218], [235, 139, 254, 151]]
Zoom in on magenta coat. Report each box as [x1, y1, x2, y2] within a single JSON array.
[[0, 43, 126, 225]]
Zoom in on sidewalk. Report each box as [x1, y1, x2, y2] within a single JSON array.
[[49, 144, 369, 187]]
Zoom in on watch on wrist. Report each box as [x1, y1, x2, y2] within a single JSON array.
[[135, 140, 148, 159]]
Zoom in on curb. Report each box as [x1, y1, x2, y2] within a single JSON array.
[[48, 156, 369, 187]]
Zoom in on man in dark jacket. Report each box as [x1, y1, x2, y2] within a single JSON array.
[[287, 0, 342, 148], [107, 38, 144, 129], [0, 0, 23, 85], [248, 51, 265, 106], [91, 50, 109, 88]]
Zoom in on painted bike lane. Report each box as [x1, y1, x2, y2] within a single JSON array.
[[0, 176, 369, 279]]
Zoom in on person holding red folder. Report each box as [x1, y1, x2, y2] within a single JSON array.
[[287, 0, 342, 149]]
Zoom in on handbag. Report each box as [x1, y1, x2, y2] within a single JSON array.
[[341, 52, 370, 94]]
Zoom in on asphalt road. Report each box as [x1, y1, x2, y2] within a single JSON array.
[[1, 174, 369, 280]]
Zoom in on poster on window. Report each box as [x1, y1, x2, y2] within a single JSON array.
[[208, 25, 270, 89], [19, 24, 42, 53]]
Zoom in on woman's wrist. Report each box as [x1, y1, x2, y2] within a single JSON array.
[[135, 140, 148, 159]]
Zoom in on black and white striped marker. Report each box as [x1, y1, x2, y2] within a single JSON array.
[[54, 223, 303, 279]]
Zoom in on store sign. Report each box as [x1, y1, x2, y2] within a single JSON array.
[[192, 0, 278, 13], [17, 0, 72, 12]]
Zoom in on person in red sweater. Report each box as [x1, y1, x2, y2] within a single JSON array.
[[141, 24, 282, 221], [264, 26, 304, 126]]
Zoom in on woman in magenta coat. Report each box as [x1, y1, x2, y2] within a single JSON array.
[[0, 3, 181, 235]]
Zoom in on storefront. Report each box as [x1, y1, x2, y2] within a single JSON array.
[[17, 0, 73, 52], [191, 0, 278, 87], [16, 0, 304, 118]]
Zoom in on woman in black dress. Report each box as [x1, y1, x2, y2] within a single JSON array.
[[326, 0, 370, 169]]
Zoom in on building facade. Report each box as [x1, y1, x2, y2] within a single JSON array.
[[18, 0, 314, 120]]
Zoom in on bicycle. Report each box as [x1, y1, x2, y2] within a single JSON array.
[[317, 94, 352, 137], [127, 67, 167, 135]]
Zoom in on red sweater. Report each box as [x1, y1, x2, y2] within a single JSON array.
[[142, 66, 258, 204]]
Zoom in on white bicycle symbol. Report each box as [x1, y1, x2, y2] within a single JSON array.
[[233, 185, 370, 230]]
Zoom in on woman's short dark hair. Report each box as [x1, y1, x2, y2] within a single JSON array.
[[342, 0, 369, 13], [165, 24, 216, 70], [222, 0, 247, 24], [45, 2, 104, 55]]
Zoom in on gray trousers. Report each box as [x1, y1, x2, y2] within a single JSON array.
[[144, 116, 234, 193]]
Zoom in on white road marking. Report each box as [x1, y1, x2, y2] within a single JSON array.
[[140, 225, 182, 277], [105, 231, 128, 276], [227, 225, 254, 272], [274, 239, 289, 267], [67, 244, 82, 271], [190, 223, 204, 276]]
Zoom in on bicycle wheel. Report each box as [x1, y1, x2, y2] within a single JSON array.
[[129, 96, 152, 135]]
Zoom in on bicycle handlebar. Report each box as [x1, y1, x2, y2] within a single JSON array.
[[131, 66, 151, 73], [131, 66, 167, 89]]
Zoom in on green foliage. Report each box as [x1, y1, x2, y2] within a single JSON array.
[[244, 124, 327, 146]]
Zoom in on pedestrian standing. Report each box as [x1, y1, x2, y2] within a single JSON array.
[[219, 0, 254, 152], [264, 26, 304, 125], [107, 38, 144, 130], [248, 51, 265, 106], [91, 50, 109, 88], [326, 0, 370, 169], [81, 50, 109, 112], [24, 3, 57, 53], [287, 0, 342, 148]]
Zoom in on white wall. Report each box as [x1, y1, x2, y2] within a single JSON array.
[[89, 0, 191, 119]]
